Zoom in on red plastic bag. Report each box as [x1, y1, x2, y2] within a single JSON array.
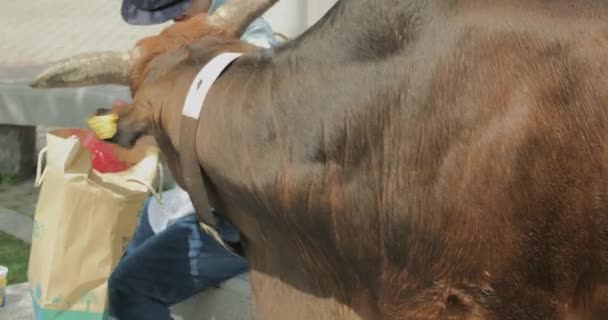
[[66, 129, 127, 173]]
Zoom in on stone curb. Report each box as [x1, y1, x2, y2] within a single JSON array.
[[0, 283, 34, 320], [0, 205, 33, 244]]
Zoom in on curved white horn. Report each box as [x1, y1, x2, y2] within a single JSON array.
[[30, 49, 138, 88], [208, 0, 279, 36]]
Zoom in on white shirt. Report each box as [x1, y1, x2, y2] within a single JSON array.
[[148, 185, 197, 233]]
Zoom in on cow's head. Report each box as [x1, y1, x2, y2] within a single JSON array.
[[30, 0, 277, 149]]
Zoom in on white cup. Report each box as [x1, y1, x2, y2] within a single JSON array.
[[0, 265, 8, 307]]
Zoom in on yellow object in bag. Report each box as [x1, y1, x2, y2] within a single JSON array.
[[87, 113, 119, 140], [28, 129, 161, 320]]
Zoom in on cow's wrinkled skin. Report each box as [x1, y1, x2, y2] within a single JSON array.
[[69, 0, 608, 319]]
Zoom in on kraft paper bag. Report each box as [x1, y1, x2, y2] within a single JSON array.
[[27, 129, 161, 320]]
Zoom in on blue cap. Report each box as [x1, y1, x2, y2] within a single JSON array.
[[121, 0, 193, 25]]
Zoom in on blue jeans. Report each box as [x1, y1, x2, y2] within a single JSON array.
[[108, 200, 248, 320]]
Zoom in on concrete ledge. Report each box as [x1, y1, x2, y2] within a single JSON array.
[[0, 66, 133, 128], [0, 277, 251, 320], [0, 125, 36, 180], [172, 273, 252, 320], [0, 283, 34, 320]]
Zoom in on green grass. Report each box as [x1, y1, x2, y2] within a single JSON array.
[[0, 174, 18, 188], [0, 231, 30, 285]]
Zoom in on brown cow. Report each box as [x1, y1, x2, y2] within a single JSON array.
[[31, 0, 608, 319]]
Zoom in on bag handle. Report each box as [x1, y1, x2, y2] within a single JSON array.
[[34, 147, 48, 188], [36, 145, 165, 205], [34, 135, 84, 187], [125, 163, 165, 204]]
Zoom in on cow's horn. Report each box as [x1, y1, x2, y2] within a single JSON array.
[[208, 0, 278, 36], [30, 50, 137, 88]]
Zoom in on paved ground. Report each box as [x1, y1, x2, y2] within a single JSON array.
[[0, 0, 167, 67]]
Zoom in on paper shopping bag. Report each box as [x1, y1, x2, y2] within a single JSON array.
[[28, 129, 161, 320]]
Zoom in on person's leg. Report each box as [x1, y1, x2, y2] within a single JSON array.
[[109, 199, 171, 320], [190, 216, 248, 290], [108, 211, 248, 320], [127, 199, 155, 252]]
